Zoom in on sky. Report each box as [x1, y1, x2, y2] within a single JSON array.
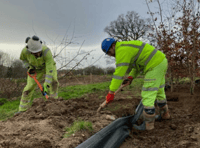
[[0, 0, 167, 69]]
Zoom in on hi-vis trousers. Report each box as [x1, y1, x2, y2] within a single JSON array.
[[142, 58, 168, 108], [19, 66, 59, 112]]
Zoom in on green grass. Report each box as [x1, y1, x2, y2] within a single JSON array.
[[58, 82, 111, 100], [0, 100, 20, 121], [63, 120, 93, 138], [0, 98, 8, 105], [58, 78, 144, 100]]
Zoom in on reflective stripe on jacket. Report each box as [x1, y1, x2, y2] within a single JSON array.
[[109, 40, 166, 92], [20, 45, 56, 85]]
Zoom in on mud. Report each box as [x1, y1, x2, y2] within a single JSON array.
[[120, 84, 200, 148], [1, 84, 200, 148]]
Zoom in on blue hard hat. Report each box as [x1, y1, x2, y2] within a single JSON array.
[[101, 38, 115, 54]]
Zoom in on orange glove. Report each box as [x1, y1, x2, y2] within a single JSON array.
[[106, 93, 115, 104]]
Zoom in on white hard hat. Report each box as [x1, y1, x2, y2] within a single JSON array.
[[27, 36, 42, 53]]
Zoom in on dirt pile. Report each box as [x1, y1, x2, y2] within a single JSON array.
[[0, 93, 136, 148], [1, 84, 200, 148]]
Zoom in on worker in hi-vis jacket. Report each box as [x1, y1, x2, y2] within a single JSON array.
[[101, 38, 171, 130], [15, 35, 59, 115]]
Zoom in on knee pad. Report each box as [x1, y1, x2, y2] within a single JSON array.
[[144, 108, 155, 115]]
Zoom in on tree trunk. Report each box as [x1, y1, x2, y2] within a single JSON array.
[[190, 29, 196, 95], [176, 75, 179, 85], [169, 67, 174, 92], [190, 73, 195, 95]]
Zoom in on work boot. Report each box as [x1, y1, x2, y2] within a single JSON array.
[[143, 108, 156, 130], [158, 104, 171, 120]]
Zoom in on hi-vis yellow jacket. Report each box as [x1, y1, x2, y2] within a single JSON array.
[[109, 40, 166, 92], [20, 45, 56, 86]]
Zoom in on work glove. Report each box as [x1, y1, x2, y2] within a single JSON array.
[[43, 83, 50, 94], [122, 76, 133, 86], [27, 67, 35, 74], [106, 92, 115, 104]]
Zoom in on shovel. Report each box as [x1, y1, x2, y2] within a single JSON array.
[[97, 85, 125, 112], [27, 72, 49, 100]]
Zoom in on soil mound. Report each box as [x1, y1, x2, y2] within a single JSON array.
[[0, 94, 134, 148], [1, 84, 200, 148]]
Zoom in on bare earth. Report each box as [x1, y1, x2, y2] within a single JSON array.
[[1, 80, 200, 148]]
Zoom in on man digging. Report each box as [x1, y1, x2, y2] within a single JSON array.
[[15, 35, 59, 115], [101, 38, 171, 130]]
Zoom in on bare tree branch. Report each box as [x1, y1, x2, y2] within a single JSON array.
[[57, 40, 86, 70], [58, 51, 92, 79], [86, 54, 104, 67]]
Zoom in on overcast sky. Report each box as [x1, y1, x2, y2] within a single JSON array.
[[0, 0, 167, 68]]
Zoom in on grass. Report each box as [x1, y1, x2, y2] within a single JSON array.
[[58, 77, 144, 100], [0, 78, 144, 121], [0, 100, 20, 121], [0, 98, 7, 105], [58, 82, 111, 100], [63, 120, 93, 138]]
